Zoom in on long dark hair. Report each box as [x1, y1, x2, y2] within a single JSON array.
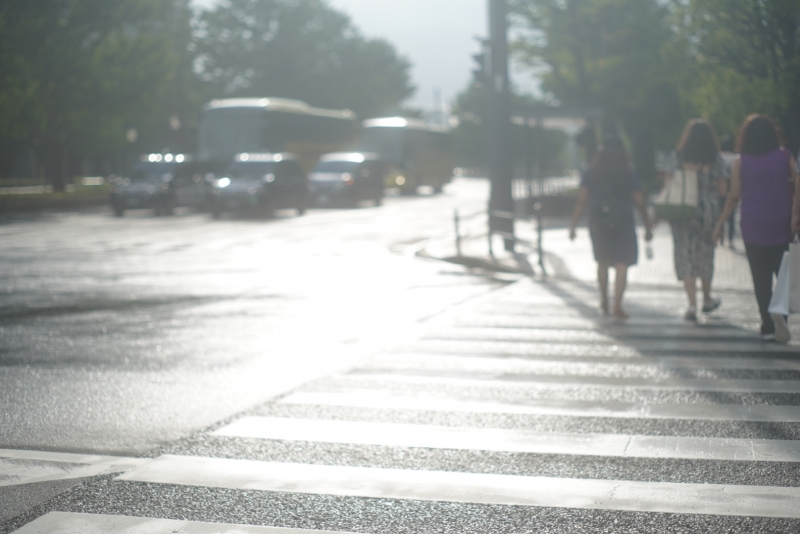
[[676, 119, 720, 165], [737, 114, 784, 155], [590, 137, 631, 188]]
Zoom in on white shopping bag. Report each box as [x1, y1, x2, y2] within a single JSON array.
[[790, 242, 800, 313], [768, 252, 791, 316], [769, 243, 800, 316]]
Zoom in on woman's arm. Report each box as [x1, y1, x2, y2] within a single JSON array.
[[713, 157, 729, 197], [713, 158, 742, 243], [716, 175, 729, 198], [569, 187, 589, 241], [632, 190, 653, 241], [791, 155, 800, 233]]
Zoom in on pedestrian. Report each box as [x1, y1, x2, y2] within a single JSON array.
[[714, 114, 799, 342], [719, 136, 738, 248], [569, 137, 653, 319], [662, 119, 727, 322]]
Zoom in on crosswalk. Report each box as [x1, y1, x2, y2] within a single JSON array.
[[5, 278, 800, 532]]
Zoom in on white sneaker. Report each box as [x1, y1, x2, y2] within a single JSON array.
[[771, 313, 791, 344]]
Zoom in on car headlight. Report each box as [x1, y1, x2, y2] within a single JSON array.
[[215, 177, 231, 188]]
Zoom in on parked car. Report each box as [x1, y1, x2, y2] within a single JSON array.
[[209, 153, 309, 218], [110, 154, 190, 216], [309, 152, 385, 207]]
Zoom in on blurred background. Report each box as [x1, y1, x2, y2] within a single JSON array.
[[1, 0, 797, 193]]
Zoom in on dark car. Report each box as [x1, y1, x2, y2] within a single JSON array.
[[209, 153, 309, 218], [169, 159, 227, 213], [309, 152, 384, 207], [110, 154, 191, 216]]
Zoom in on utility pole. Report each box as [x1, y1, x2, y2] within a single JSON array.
[[487, 0, 515, 252]]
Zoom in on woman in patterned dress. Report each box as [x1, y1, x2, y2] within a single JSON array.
[[663, 120, 728, 322]]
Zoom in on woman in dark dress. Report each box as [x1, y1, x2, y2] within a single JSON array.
[[569, 138, 653, 319]]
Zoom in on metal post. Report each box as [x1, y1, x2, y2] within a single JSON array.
[[535, 118, 547, 275], [454, 209, 462, 257], [487, 0, 514, 253], [525, 115, 533, 207]]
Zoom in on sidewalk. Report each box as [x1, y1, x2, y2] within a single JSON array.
[[423, 216, 751, 287], [540, 223, 752, 291], [422, 216, 783, 339]]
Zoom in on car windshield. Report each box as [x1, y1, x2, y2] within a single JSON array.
[[225, 161, 276, 180], [314, 161, 359, 173], [130, 163, 175, 182]]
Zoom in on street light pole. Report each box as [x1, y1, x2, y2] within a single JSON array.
[[487, 0, 515, 253]]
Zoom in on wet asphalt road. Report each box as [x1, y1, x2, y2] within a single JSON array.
[[0, 180, 499, 455], [3, 178, 800, 533]]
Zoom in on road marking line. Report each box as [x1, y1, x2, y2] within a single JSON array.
[[214, 416, 800, 462], [116, 455, 800, 518], [378, 353, 800, 371], [10, 512, 363, 534], [0, 449, 145, 487], [450, 320, 744, 337], [427, 326, 763, 343], [280, 390, 800, 423], [344, 369, 800, 394], [412, 338, 800, 355]]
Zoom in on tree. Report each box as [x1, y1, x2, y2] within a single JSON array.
[[674, 0, 800, 151], [193, 0, 414, 118], [509, 0, 683, 182], [0, 0, 200, 187]]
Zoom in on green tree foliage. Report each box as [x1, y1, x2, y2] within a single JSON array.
[[0, 0, 199, 188], [508, 0, 684, 181], [508, 0, 800, 164], [675, 0, 800, 150], [194, 0, 415, 118]]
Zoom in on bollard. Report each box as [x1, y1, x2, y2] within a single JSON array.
[[454, 209, 462, 257], [534, 200, 547, 276]]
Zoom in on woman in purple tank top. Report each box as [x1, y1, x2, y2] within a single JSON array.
[[714, 114, 800, 342]]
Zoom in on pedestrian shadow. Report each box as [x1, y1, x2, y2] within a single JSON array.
[[531, 277, 800, 441]]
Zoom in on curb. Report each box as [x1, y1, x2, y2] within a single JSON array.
[[0, 195, 109, 213]]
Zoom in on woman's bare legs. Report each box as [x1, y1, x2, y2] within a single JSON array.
[[683, 276, 697, 309], [613, 263, 629, 319], [598, 262, 610, 314], [701, 277, 712, 307]]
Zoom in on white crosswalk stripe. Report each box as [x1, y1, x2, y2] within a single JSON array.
[[279, 390, 800, 422], [0, 450, 145, 487], [8, 280, 800, 531], [376, 352, 800, 371], [343, 369, 800, 393], [214, 416, 800, 462], [12, 512, 362, 534]]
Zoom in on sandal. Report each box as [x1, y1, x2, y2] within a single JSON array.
[[702, 298, 722, 314], [772, 313, 791, 344]]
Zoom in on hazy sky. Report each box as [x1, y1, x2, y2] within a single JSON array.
[[192, 0, 497, 110], [326, 0, 487, 110]]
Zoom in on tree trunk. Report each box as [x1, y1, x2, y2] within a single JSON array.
[[784, 92, 800, 155], [44, 140, 67, 193]]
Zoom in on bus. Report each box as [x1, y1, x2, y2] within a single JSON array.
[[358, 117, 454, 194], [196, 98, 358, 173]]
